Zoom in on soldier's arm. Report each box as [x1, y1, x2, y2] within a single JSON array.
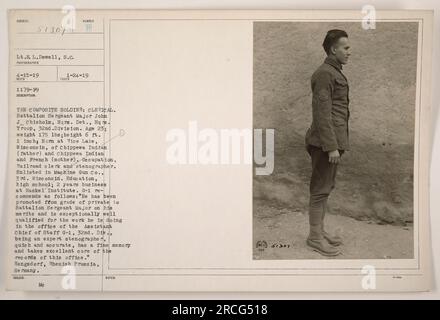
[[312, 71, 338, 152]]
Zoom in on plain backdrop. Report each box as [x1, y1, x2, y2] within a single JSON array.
[[0, 0, 439, 299], [253, 21, 417, 229]]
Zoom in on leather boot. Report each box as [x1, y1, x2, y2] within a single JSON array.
[[321, 218, 343, 246], [322, 229, 343, 246], [321, 202, 343, 246], [307, 225, 340, 256]]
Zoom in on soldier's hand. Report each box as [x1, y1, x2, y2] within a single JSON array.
[[328, 150, 341, 164]]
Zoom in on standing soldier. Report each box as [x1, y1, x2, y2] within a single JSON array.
[[305, 29, 351, 256]]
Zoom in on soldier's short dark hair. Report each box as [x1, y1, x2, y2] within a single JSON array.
[[322, 29, 348, 55]]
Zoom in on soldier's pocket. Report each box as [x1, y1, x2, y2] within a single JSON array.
[[334, 78, 348, 97], [335, 78, 348, 87], [332, 119, 346, 134], [332, 119, 346, 127]]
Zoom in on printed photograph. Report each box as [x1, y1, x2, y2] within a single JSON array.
[[253, 21, 419, 259]]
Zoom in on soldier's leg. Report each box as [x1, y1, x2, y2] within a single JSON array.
[[320, 163, 337, 226], [321, 150, 344, 245], [306, 145, 340, 256], [306, 144, 323, 236]]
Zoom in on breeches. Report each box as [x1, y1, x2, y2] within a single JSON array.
[[306, 144, 344, 226]]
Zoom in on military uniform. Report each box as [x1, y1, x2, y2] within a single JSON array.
[[305, 55, 350, 243], [305, 56, 350, 151]]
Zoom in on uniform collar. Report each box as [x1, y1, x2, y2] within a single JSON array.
[[324, 55, 343, 71]]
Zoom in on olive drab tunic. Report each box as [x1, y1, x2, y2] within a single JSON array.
[[305, 56, 350, 152]]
